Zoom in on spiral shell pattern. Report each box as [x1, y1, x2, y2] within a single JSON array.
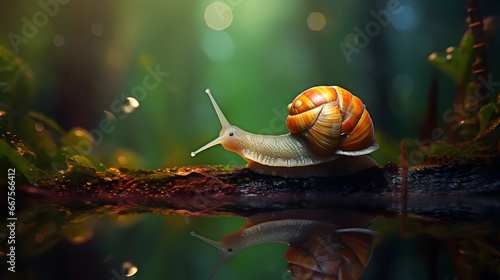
[[286, 86, 377, 157], [285, 228, 377, 280]]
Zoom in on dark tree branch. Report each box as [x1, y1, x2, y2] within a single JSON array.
[[18, 156, 500, 222], [468, 0, 490, 107]]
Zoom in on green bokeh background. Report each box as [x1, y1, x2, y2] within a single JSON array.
[[1, 0, 499, 279], [4, 0, 499, 171]]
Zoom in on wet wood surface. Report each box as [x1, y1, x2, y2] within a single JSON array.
[[18, 156, 500, 222]]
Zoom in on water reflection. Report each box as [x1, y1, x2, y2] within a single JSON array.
[[3, 202, 500, 279], [191, 209, 377, 280]]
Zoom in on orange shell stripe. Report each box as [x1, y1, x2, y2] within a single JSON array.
[[339, 246, 365, 279], [288, 86, 338, 116], [285, 246, 328, 273], [332, 86, 376, 152], [286, 86, 339, 134], [334, 86, 353, 114], [339, 108, 375, 151], [286, 264, 338, 280], [306, 103, 342, 155], [338, 231, 374, 269], [339, 94, 364, 135], [286, 106, 323, 134]]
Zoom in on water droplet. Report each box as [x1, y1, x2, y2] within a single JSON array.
[[91, 22, 104, 36], [35, 233, 44, 243], [53, 34, 65, 47], [122, 97, 140, 114], [35, 122, 44, 132]]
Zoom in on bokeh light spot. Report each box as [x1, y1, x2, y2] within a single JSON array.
[[35, 233, 44, 244], [91, 22, 104, 36], [307, 12, 326, 31], [391, 5, 418, 31], [104, 110, 117, 122], [35, 122, 44, 132], [117, 155, 128, 165], [122, 262, 138, 277], [110, 149, 142, 169], [202, 30, 234, 62], [64, 224, 93, 245], [204, 2, 233, 30], [123, 97, 140, 114], [53, 34, 65, 47], [344, 33, 359, 47]]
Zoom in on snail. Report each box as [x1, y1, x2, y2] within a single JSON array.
[[191, 86, 379, 178], [191, 209, 377, 280]]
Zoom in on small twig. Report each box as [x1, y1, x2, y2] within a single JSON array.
[[400, 140, 408, 235], [467, 0, 490, 107]]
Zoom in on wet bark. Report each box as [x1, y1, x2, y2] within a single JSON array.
[[18, 155, 500, 222]]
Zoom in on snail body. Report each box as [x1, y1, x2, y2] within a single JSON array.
[[191, 86, 379, 178], [191, 209, 377, 280]]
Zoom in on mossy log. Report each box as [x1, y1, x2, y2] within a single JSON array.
[[18, 155, 500, 222]]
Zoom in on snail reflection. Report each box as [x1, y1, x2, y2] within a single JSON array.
[[191, 86, 379, 178], [191, 209, 377, 280]]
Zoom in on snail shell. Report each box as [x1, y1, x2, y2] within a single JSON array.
[[286, 86, 377, 157], [286, 228, 376, 280]]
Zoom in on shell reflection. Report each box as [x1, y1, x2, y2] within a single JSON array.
[[191, 209, 377, 280]]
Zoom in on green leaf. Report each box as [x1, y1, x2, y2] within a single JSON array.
[[0, 139, 37, 182], [428, 33, 473, 85], [478, 102, 498, 132]]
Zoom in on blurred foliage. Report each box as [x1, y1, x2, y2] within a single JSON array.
[[3, 0, 495, 171], [478, 101, 500, 133], [409, 14, 500, 166], [0, 45, 106, 183], [429, 26, 500, 140], [429, 32, 473, 85]]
